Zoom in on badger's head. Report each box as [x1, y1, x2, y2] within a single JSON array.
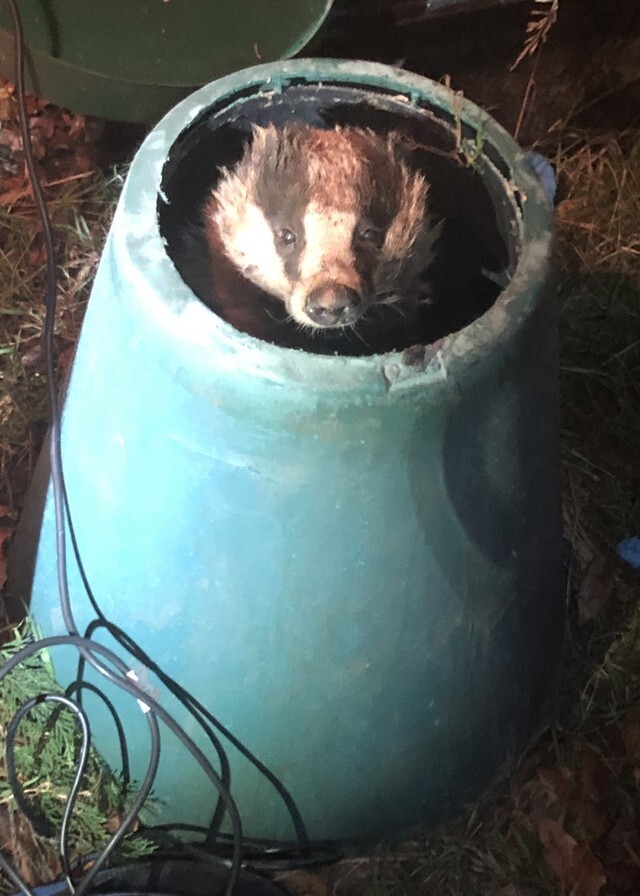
[[206, 124, 438, 330]]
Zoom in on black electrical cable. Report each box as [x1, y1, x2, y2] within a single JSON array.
[[2, 3, 246, 892], [24, 677, 133, 836], [0, 634, 244, 896], [3, 3, 341, 891], [0, 639, 163, 896], [64, 679, 132, 789], [64, 486, 231, 835], [0, 847, 38, 896], [146, 827, 342, 874], [6, 694, 89, 877], [8, 0, 316, 867], [78, 615, 310, 850], [74, 620, 232, 842], [4, 0, 68, 630], [6, 694, 93, 890], [65, 472, 309, 850]]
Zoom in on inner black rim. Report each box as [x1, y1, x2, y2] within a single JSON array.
[[159, 81, 519, 357]]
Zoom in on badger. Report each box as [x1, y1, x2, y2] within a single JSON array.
[[200, 123, 441, 345]]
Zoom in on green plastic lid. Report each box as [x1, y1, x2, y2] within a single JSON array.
[[0, 0, 334, 122]]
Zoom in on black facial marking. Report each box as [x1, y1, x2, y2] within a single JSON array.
[[251, 126, 311, 282], [356, 131, 405, 230], [348, 133, 411, 292], [277, 228, 297, 246], [354, 219, 385, 250]]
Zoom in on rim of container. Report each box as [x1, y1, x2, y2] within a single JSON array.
[[115, 58, 553, 394]]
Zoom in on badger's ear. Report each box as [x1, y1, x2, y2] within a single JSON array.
[[248, 124, 279, 162], [385, 130, 416, 164], [383, 165, 429, 260]]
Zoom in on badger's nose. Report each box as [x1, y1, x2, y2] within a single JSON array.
[[304, 284, 363, 327]]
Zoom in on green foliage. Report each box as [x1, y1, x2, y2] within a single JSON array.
[[0, 623, 155, 860]]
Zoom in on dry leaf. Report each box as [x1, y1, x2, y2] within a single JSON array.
[[0, 125, 23, 152], [0, 182, 32, 207], [516, 775, 557, 824], [621, 714, 640, 763], [578, 550, 618, 622], [57, 345, 76, 370], [30, 114, 56, 141], [280, 870, 329, 896], [0, 94, 13, 122], [27, 244, 47, 267], [498, 887, 536, 896], [537, 764, 573, 803], [0, 807, 56, 886], [600, 815, 640, 895], [579, 749, 609, 805], [538, 817, 606, 896], [568, 750, 610, 838], [20, 339, 44, 368], [0, 524, 14, 590]]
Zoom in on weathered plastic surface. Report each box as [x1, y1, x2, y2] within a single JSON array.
[[0, 0, 333, 122], [9, 60, 565, 843]]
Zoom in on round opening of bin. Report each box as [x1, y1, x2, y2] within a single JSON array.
[[159, 72, 524, 356]]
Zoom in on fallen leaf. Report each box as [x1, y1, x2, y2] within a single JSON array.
[[0, 182, 31, 206], [538, 817, 606, 896], [498, 887, 536, 896], [0, 806, 56, 885], [104, 811, 139, 835], [0, 94, 13, 122], [30, 113, 56, 141], [57, 345, 76, 370], [0, 125, 22, 152], [516, 775, 557, 824], [0, 524, 14, 590], [537, 764, 573, 803], [602, 814, 640, 864], [280, 870, 329, 896], [27, 244, 46, 266], [20, 339, 44, 367], [578, 550, 619, 622], [560, 748, 610, 838], [621, 713, 640, 763]]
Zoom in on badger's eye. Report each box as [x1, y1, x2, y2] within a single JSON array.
[[276, 228, 297, 247], [357, 224, 383, 246]]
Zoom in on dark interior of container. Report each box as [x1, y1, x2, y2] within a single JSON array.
[[159, 81, 519, 355]]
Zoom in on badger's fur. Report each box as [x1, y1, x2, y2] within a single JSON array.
[[202, 124, 440, 338]]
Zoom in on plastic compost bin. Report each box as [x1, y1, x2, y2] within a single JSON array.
[[9, 59, 566, 844]]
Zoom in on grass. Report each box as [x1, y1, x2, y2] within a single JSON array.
[[0, 169, 121, 510], [553, 129, 640, 558]]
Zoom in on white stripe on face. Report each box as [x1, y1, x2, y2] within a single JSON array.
[[299, 204, 357, 281], [217, 199, 291, 301], [288, 203, 360, 325]]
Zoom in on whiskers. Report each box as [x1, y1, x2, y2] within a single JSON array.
[[371, 290, 413, 322], [257, 291, 424, 355], [263, 305, 284, 324], [345, 323, 371, 349]]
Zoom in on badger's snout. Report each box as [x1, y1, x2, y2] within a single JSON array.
[[304, 283, 364, 327]]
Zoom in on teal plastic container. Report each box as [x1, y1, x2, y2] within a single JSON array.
[[9, 60, 565, 843]]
